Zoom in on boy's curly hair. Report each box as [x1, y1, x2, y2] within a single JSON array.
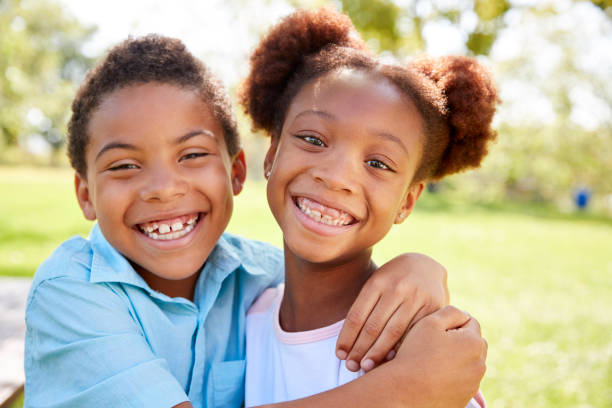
[[68, 35, 240, 177], [240, 8, 499, 182]]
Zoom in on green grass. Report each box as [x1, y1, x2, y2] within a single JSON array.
[[1, 166, 611, 407]]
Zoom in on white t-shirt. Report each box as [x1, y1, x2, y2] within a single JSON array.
[[245, 284, 485, 407]]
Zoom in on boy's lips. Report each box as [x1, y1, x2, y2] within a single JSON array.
[[136, 213, 201, 241], [293, 196, 356, 227]]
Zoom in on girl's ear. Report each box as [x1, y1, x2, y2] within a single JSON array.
[[263, 137, 279, 180], [75, 173, 97, 221], [231, 149, 247, 195], [394, 182, 425, 224]]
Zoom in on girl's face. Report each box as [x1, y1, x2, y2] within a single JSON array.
[[265, 69, 425, 265], [75, 83, 246, 289]]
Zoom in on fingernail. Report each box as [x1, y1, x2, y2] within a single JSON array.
[[336, 349, 347, 360], [361, 359, 375, 371], [346, 360, 360, 371], [385, 350, 396, 361]]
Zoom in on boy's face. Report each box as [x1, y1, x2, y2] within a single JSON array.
[[265, 70, 425, 264], [75, 83, 245, 287]]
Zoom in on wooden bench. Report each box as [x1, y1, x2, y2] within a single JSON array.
[[0, 279, 31, 407]]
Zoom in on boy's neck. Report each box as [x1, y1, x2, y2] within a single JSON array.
[[134, 263, 200, 301], [280, 246, 376, 332]]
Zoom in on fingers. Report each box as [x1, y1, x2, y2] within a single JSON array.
[[335, 283, 381, 361], [430, 305, 472, 331], [358, 302, 420, 371], [343, 294, 403, 371]]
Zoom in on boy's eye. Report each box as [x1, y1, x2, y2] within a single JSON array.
[[366, 159, 391, 171], [108, 163, 139, 171], [297, 134, 325, 147], [180, 152, 208, 161]]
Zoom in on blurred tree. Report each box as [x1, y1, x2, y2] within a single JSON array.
[[0, 0, 95, 163]]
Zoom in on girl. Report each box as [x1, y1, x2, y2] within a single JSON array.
[[241, 8, 496, 408]]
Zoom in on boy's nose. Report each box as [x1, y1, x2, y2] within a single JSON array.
[[311, 153, 359, 193], [139, 167, 189, 202]]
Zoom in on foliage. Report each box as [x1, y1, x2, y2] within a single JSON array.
[[0, 0, 95, 162], [2, 167, 612, 407]]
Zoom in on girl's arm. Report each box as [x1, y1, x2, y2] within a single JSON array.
[[260, 306, 487, 408], [337, 253, 450, 370]]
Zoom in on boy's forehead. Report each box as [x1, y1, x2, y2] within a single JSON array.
[[86, 83, 227, 154]]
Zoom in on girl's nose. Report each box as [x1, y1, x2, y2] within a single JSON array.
[[139, 166, 189, 202], [311, 153, 359, 193]]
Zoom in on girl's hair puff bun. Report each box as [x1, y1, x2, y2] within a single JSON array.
[[411, 55, 499, 179], [240, 7, 367, 136]]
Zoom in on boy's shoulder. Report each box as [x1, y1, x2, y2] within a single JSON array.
[[219, 233, 282, 268], [33, 234, 94, 286]]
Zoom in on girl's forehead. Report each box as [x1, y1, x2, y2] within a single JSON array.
[[291, 69, 417, 121]]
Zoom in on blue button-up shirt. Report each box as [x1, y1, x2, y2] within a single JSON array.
[[25, 224, 283, 408]]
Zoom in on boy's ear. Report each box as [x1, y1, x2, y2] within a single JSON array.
[[394, 182, 425, 224], [231, 149, 247, 196], [263, 137, 279, 179], [74, 173, 97, 221]]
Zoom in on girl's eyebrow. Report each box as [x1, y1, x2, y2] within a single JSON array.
[[371, 130, 408, 154], [293, 109, 336, 121]]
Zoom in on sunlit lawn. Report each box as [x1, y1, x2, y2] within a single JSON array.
[[1, 166, 611, 407]]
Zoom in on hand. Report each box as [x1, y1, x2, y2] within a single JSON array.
[[335, 253, 449, 371], [392, 306, 488, 408]]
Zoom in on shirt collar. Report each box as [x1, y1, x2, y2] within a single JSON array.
[[87, 224, 261, 303]]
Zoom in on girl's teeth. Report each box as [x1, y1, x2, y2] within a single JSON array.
[[171, 222, 183, 232], [158, 224, 170, 234], [296, 197, 352, 226]]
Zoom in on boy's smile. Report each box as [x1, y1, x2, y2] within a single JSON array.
[[265, 69, 425, 265], [75, 83, 245, 296]]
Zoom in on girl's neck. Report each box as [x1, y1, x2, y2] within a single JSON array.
[[280, 245, 376, 332]]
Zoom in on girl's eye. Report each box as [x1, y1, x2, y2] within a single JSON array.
[[181, 152, 208, 161], [366, 159, 391, 171], [108, 163, 138, 171], [298, 135, 325, 147]]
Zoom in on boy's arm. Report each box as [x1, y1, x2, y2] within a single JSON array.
[[26, 277, 190, 407], [258, 306, 487, 408], [336, 253, 450, 370]]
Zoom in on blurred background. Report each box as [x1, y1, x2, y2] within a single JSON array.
[[1, 0, 611, 407]]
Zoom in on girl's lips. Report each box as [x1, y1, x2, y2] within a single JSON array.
[[294, 196, 356, 226], [292, 199, 356, 237]]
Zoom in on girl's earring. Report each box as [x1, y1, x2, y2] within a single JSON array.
[[265, 170, 271, 179]]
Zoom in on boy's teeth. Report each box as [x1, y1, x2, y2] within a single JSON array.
[[138, 213, 200, 240]]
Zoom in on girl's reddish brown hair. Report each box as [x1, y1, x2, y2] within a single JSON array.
[[240, 7, 499, 182]]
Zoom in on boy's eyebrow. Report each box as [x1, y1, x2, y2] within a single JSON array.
[[95, 130, 217, 162], [95, 142, 137, 162], [175, 129, 216, 144]]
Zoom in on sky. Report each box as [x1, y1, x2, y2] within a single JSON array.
[[57, 0, 611, 130], [57, 0, 294, 86]]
